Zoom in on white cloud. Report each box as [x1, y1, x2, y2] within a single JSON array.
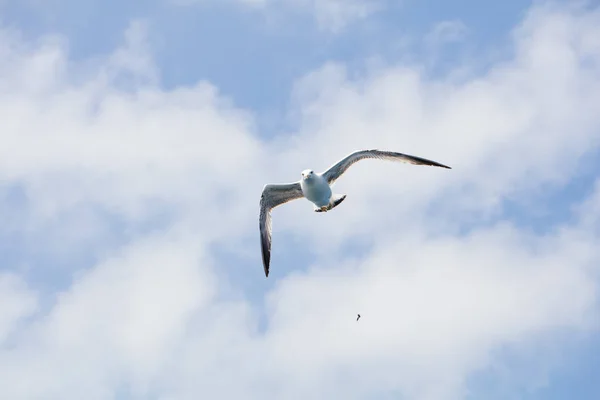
[[0, 2, 599, 399], [425, 19, 469, 46], [169, 0, 384, 32], [0, 273, 38, 343], [288, 0, 383, 32]]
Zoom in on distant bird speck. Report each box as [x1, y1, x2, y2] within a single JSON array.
[[357, 314, 361, 321]]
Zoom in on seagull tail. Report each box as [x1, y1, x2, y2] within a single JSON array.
[[330, 194, 347, 210], [314, 194, 347, 213]]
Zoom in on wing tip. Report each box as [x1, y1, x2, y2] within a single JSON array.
[[422, 161, 451, 169], [261, 251, 270, 277], [263, 255, 270, 277], [261, 238, 271, 278], [429, 160, 451, 169]]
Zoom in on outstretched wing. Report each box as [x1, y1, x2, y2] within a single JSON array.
[[259, 182, 304, 277], [321, 149, 451, 185]]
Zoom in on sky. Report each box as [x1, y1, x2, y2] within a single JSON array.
[[0, 0, 599, 399]]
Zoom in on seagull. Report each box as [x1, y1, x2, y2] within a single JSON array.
[[357, 314, 361, 321], [259, 149, 451, 277]]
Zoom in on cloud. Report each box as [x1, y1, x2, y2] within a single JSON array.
[[0, 2, 599, 399], [169, 0, 384, 32], [289, 0, 384, 32], [424, 19, 469, 46], [0, 273, 38, 343]]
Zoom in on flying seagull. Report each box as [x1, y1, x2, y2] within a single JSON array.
[[259, 149, 451, 277], [357, 314, 361, 321]]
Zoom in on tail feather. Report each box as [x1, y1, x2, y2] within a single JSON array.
[[331, 194, 346, 208], [315, 194, 347, 212]]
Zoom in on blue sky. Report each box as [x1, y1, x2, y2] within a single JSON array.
[[1, 0, 530, 129], [0, 0, 599, 399]]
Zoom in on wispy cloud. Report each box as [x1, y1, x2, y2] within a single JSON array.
[[293, 0, 384, 32], [0, 273, 38, 343], [169, 0, 385, 32], [425, 19, 469, 46]]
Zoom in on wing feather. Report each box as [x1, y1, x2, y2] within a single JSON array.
[[321, 149, 451, 184], [259, 182, 304, 277]]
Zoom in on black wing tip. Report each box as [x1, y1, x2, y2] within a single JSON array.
[[263, 256, 270, 277], [261, 252, 270, 277], [421, 160, 452, 169], [380, 150, 452, 169], [261, 240, 271, 277], [419, 158, 451, 169]]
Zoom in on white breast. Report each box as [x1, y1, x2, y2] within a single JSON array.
[[301, 175, 332, 207]]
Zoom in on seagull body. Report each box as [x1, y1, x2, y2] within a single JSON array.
[[259, 149, 451, 277], [300, 171, 331, 208], [299, 169, 346, 212]]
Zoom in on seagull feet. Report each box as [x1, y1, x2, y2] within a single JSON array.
[[314, 205, 329, 213]]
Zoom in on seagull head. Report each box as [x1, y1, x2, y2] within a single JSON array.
[[301, 169, 314, 180]]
